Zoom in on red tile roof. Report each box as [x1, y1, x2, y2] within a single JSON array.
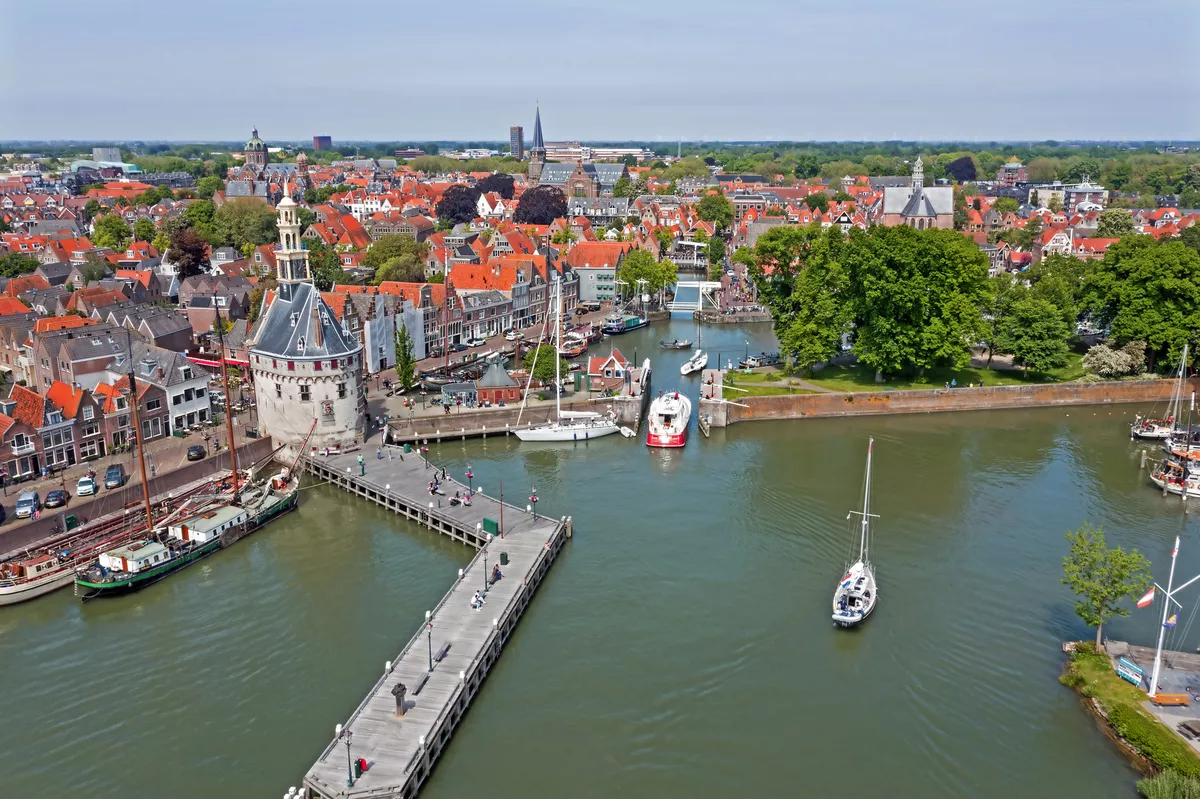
[[33, 315, 94, 333], [7, 384, 45, 428], [45, 380, 85, 418], [0, 297, 29, 316]]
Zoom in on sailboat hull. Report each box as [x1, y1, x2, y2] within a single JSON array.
[[515, 422, 621, 442], [832, 562, 877, 627]]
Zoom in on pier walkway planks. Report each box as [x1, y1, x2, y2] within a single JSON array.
[[302, 448, 569, 798]]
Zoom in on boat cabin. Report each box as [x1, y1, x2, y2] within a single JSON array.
[[3, 553, 60, 580], [98, 541, 171, 574], [168, 505, 248, 545]]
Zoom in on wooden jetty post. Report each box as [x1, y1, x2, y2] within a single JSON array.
[[301, 447, 569, 798]]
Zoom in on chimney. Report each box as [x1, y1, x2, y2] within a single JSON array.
[[313, 308, 323, 348], [157, 366, 165, 380]]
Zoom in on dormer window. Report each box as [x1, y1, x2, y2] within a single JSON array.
[[290, 312, 299, 327], [297, 337, 306, 352], [47, 411, 62, 424], [182, 367, 193, 380]]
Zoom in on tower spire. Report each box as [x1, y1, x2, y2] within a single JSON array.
[[532, 106, 545, 154]]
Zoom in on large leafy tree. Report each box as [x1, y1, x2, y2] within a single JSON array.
[[435, 184, 482, 225], [182, 199, 218, 241], [476, 173, 515, 200], [1025, 253, 1090, 331], [196, 176, 225, 199], [132, 217, 156, 243], [846, 225, 989, 378], [0, 252, 40, 278], [214, 198, 278, 250], [695, 192, 734, 231], [166, 227, 211, 279], [513, 185, 567, 225], [92, 214, 131, 249], [522, 343, 567, 384], [1094, 209, 1136, 238], [1061, 522, 1151, 649], [752, 224, 852, 373], [944, 155, 977, 183], [793, 154, 820, 179], [802, 193, 830, 213], [615, 248, 676, 298], [306, 241, 347, 291], [374, 255, 424, 284], [363, 234, 426, 271], [1085, 237, 1200, 369], [993, 296, 1071, 374]]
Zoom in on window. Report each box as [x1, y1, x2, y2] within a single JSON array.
[[183, 388, 194, 401], [83, 406, 94, 421], [337, 382, 347, 399], [147, 398, 161, 411], [118, 415, 129, 428], [288, 361, 295, 371], [173, 394, 182, 405], [314, 361, 322, 371], [182, 367, 193, 380], [196, 387, 206, 399], [299, 385, 311, 402], [275, 383, 282, 399], [174, 415, 184, 430], [198, 408, 208, 422], [83, 422, 99, 437]]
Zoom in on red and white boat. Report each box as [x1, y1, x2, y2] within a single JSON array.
[[646, 391, 692, 448]]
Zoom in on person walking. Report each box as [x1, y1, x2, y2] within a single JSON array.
[[357, 454, 365, 476]]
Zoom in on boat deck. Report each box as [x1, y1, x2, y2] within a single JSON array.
[[302, 448, 569, 798]]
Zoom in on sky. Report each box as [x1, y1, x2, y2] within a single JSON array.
[[2, 0, 1197, 142]]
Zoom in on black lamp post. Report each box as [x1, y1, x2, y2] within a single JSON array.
[[425, 610, 433, 671], [530, 485, 538, 521], [466, 464, 473, 493]]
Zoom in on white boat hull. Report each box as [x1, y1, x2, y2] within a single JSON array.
[[515, 421, 621, 442], [832, 560, 877, 627], [646, 392, 692, 448], [0, 568, 76, 606], [680, 350, 707, 376]]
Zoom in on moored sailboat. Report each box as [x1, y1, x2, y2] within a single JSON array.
[[1132, 344, 1187, 440], [833, 437, 879, 628]]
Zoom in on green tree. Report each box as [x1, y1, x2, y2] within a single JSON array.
[[1095, 209, 1136, 238], [611, 175, 635, 198], [1107, 161, 1133, 190], [793, 153, 820, 179], [1061, 522, 1152, 649], [802, 193, 830, 213], [214, 198, 278, 249], [363, 234, 426, 270], [182, 199, 217, 240], [166, 226, 210, 279], [132, 217, 156, 243], [1047, 194, 1064, 213], [992, 197, 1019, 215], [92, 214, 132, 249], [80, 254, 109, 284], [706, 236, 726, 269], [845, 226, 989, 379], [1026, 253, 1090, 330], [522, 343, 567, 384], [306, 241, 347, 291], [754, 225, 853, 373], [374, 254, 424, 284], [551, 227, 577, 246], [246, 278, 275, 324], [1085, 238, 1200, 369], [616, 248, 676, 299], [695, 192, 734, 231], [654, 227, 675, 250], [395, 322, 416, 392], [0, 253, 38, 278], [82, 199, 101, 221], [196, 175, 225, 199], [993, 296, 1071, 374], [983, 272, 1026, 368], [661, 157, 710, 181]]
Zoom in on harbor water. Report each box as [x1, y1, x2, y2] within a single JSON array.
[[2, 319, 1192, 797]]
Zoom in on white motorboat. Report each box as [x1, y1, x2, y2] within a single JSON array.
[[680, 349, 707, 376], [1132, 344, 1186, 440], [646, 391, 691, 448], [516, 281, 620, 442], [833, 437, 879, 628]]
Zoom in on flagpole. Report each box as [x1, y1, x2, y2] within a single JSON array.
[[1150, 537, 1181, 698]]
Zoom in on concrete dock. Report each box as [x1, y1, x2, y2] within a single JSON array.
[[301, 448, 569, 798]]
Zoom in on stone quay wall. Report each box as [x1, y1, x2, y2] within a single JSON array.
[[706, 380, 1175, 428]]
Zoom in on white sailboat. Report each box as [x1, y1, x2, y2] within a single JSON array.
[[516, 281, 621, 442], [1132, 344, 1187, 440], [833, 437, 879, 628], [680, 318, 707, 376]]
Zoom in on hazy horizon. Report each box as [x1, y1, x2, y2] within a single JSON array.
[[3, 0, 1197, 142]]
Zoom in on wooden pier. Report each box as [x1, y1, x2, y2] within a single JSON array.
[[301, 448, 570, 798]]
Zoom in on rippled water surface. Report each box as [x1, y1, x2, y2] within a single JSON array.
[[1, 320, 1189, 797]]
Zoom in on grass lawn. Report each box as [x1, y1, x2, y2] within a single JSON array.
[[726, 384, 820, 397], [722, 370, 820, 396], [805, 352, 1086, 393]]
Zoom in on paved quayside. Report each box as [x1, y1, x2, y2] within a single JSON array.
[[301, 447, 571, 798]]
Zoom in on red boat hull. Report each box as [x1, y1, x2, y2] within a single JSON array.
[[646, 430, 686, 448]]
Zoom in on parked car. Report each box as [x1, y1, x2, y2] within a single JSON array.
[[187, 445, 206, 461], [44, 489, 69, 509], [574, 307, 589, 317], [451, 343, 468, 353], [14, 491, 40, 519], [466, 338, 487, 348], [504, 330, 518, 341], [76, 475, 98, 497], [104, 463, 127, 489]]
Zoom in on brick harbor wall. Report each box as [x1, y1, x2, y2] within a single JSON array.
[[721, 380, 1176, 425]]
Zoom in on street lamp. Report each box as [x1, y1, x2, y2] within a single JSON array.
[[482, 533, 493, 593], [466, 464, 473, 493], [745, 340, 750, 363], [335, 723, 354, 787], [425, 609, 433, 672], [530, 485, 538, 520]]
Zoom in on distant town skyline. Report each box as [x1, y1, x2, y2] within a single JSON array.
[[2, 0, 1196, 142]]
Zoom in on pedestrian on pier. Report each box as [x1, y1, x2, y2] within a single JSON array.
[[357, 454, 365, 476], [377, 447, 383, 460]]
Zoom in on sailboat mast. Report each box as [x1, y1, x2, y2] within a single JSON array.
[[124, 332, 155, 534], [554, 280, 562, 421], [215, 305, 238, 495], [861, 437, 873, 563]]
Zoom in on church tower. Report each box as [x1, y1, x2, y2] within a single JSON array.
[[528, 106, 546, 185], [275, 192, 310, 282], [295, 151, 311, 191], [245, 127, 267, 170], [911, 155, 924, 191]]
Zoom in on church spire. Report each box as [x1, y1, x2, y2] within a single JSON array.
[[911, 155, 924, 191], [531, 106, 545, 154]]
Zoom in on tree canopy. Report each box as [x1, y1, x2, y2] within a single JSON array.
[[363, 234, 426, 271], [523, 344, 567, 384], [92, 215, 131, 250], [476, 173, 515, 200], [695, 192, 734, 231], [212, 198, 278, 250], [306, 240, 347, 291], [993, 296, 1071, 373], [1094, 209, 1136, 238], [615, 248, 677, 298], [166, 227, 210, 279], [374, 255, 425, 284], [513, 185, 567, 225], [1061, 522, 1152, 648], [132, 217, 156, 244], [435, 184, 482, 225]]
